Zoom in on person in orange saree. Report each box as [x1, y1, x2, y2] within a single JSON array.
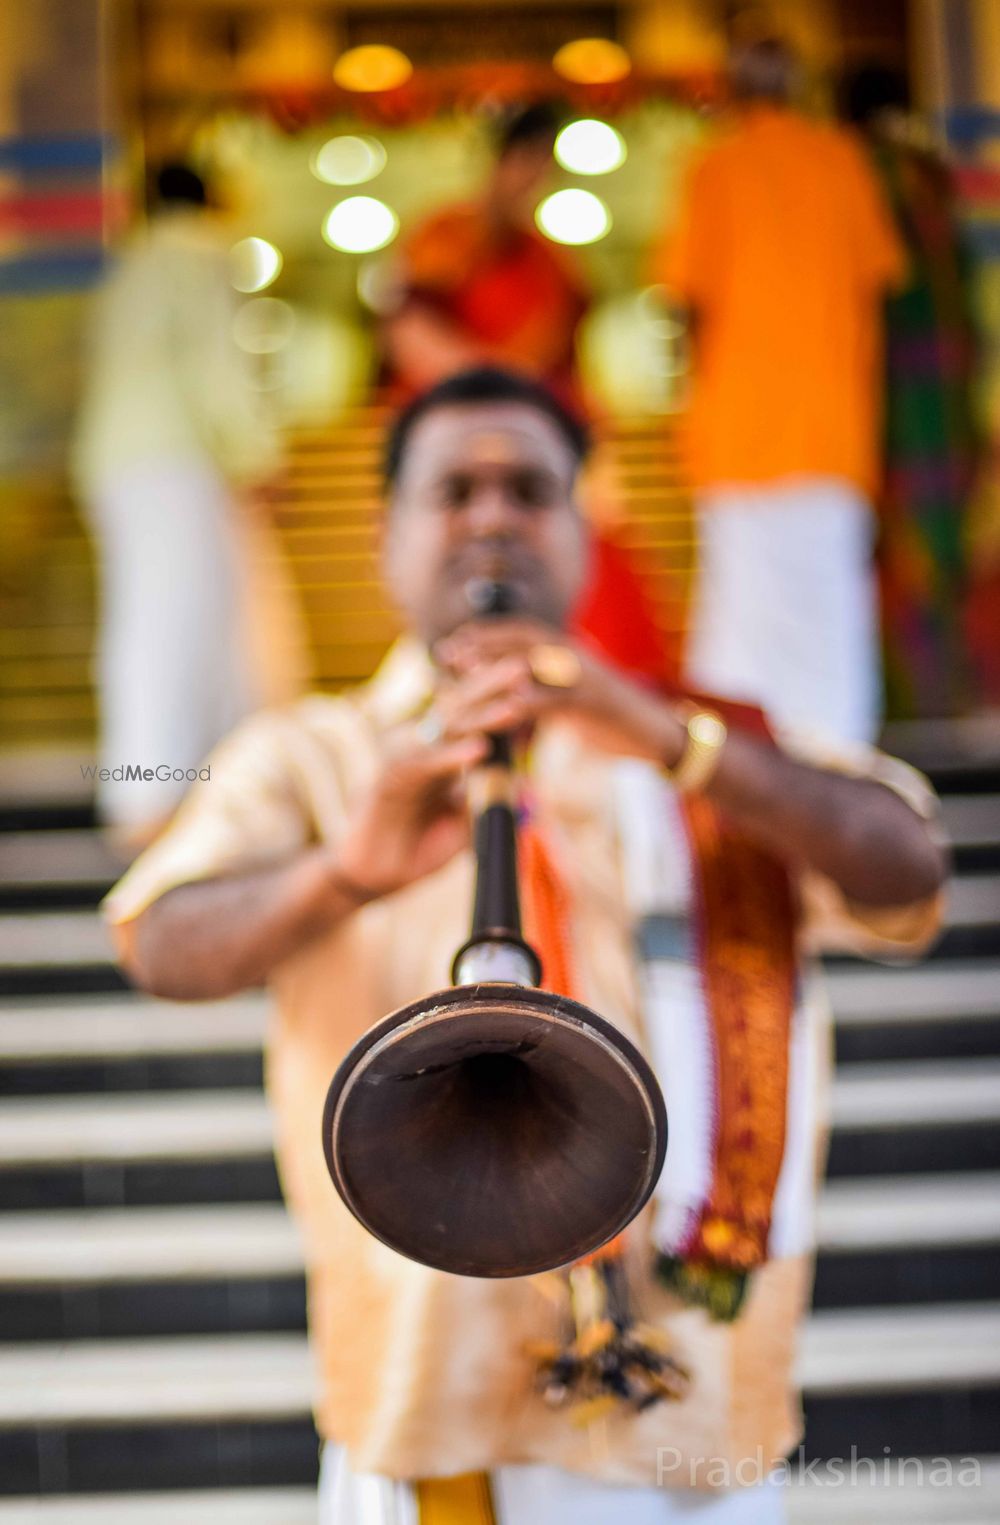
[[107, 368, 945, 1525], [384, 101, 672, 684]]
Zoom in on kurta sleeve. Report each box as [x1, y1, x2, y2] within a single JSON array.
[[103, 709, 316, 926], [781, 731, 946, 959]]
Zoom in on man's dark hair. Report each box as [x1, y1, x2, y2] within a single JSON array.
[[154, 162, 208, 207], [496, 100, 563, 158], [383, 366, 591, 488]]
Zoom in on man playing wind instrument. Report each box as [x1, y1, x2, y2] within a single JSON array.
[[109, 368, 945, 1524]]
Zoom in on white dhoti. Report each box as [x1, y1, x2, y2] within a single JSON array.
[[84, 454, 307, 831], [318, 1444, 787, 1524], [684, 479, 880, 746]]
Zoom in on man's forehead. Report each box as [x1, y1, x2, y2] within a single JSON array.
[[401, 402, 577, 480]]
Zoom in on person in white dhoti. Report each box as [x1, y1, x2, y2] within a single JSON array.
[[657, 40, 908, 745], [73, 162, 308, 850], [106, 369, 945, 1523]]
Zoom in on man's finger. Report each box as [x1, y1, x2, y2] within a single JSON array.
[[436, 621, 550, 668], [411, 735, 488, 778], [442, 697, 536, 739], [437, 655, 531, 706]]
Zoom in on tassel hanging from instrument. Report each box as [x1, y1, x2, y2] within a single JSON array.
[[518, 822, 685, 1417], [528, 1237, 690, 1422]]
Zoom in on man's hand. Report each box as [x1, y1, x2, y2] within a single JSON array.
[[336, 732, 487, 899], [434, 616, 946, 909], [119, 730, 486, 1002], [434, 618, 687, 764]]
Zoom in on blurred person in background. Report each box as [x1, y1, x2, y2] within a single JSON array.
[[382, 101, 587, 412], [657, 38, 907, 745], [106, 367, 946, 1525], [384, 101, 673, 685], [73, 162, 308, 854], [843, 62, 979, 720]]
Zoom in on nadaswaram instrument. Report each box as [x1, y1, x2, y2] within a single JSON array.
[[321, 580, 667, 1278]]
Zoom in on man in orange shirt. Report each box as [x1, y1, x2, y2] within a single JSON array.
[[659, 39, 906, 744]]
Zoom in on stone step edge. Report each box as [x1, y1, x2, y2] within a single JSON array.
[[2, 1062, 999, 1168], [0, 1173, 997, 1285], [3, 962, 1000, 1066], [0, 1306, 999, 1426], [0, 872, 996, 969]]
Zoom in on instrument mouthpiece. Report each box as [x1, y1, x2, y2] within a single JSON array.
[[465, 578, 516, 618]]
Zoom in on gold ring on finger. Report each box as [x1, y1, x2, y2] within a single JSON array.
[[527, 644, 582, 689]]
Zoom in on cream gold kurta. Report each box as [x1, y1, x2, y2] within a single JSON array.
[[105, 639, 941, 1490]]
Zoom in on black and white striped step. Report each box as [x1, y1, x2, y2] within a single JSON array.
[[0, 1174, 995, 1341], [828, 1058, 1000, 1176], [0, 1204, 307, 1343], [2, 959, 1000, 1093], [0, 788, 995, 897], [812, 1173, 1000, 1309], [1, 872, 1000, 976], [0, 833, 119, 910], [0, 1300, 992, 1409], [0, 995, 267, 1095], [0, 1176, 992, 1287], [0, 1307, 998, 1492], [829, 961, 1000, 1064], [0, 1090, 281, 1211], [1, 1060, 996, 1208], [829, 962, 1000, 1063]]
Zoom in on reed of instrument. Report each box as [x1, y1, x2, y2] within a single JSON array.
[[322, 581, 667, 1277]]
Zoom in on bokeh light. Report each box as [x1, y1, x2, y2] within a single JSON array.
[[552, 38, 632, 85], [311, 135, 387, 186], [554, 119, 627, 176], [233, 297, 296, 355], [323, 196, 399, 254], [333, 45, 413, 93], [357, 258, 398, 314], [229, 237, 283, 293], [536, 189, 611, 246]]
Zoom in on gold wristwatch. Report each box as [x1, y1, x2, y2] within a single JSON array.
[[666, 705, 728, 794]]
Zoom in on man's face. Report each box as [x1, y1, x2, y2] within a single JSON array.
[[382, 402, 590, 644]]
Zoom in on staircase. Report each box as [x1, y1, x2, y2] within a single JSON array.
[[0, 729, 998, 1520], [0, 413, 695, 749]]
